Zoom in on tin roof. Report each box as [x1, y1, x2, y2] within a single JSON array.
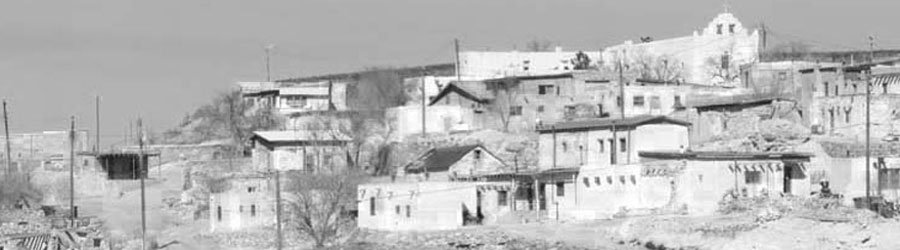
[[639, 150, 813, 160], [251, 130, 352, 143]]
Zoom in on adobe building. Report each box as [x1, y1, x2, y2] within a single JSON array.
[[250, 130, 351, 172], [795, 61, 900, 137], [601, 11, 760, 86], [458, 48, 602, 79], [812, 140, 900, 204], [209, 173, 274, 232], [535, 115, 691, 170], [357, 181, 513, 231]]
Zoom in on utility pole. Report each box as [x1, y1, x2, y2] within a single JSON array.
[[265, 44, 275, 82], [69, 116, 76, 228], [422, 72, 427, 137], [95, 95, 101, 153], [866, 36, 875, 200], [3, 100, 11, 177], [618, 50, 626, 119], [138, 118, 146, 250], [275, 170, 283, 250], [454, 39, 461, 82]]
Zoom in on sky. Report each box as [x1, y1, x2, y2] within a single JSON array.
[[1, 0, 899, 146]]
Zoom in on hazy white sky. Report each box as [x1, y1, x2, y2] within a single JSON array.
[[1, 0, 898, 145]]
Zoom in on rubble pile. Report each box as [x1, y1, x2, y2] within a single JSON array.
[[0, 209, 49, 236], [698, 119, 810, 152], [350, 229, 594, 250], [196, 228, 308, 249]]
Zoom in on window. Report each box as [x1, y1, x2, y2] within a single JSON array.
[[83, 159, 89, 166], [778, 72, 788, 80], [395, 205, 401, 215], [619, 176, 626, 184], [745, 171, 762, 184], [721, 52, 730, 70], [834, 86, 839, 96], [498, 190, 508, 206], [879, 169, 900, 189], [509, 106, 523, 116], [845, 108, 852, 123], [556, 182, 565, 197], [633, 95, 645, 107], [537, 105, 545, 112], [716, 24, 723, 35], [239, 205, 243, 212], [474, 149, 482, 160], [562, 142, 568, 152], [217, 206, 222, 221], [406, 205, 412, 218], [606, 176, 613, 184], [728, 24, 735, 34], [538, 85, 554, 95], [247, 186, 255, 193], [630, 175, 637, 184], [251, 205, 257, 217], [594, 177, 601, 185], [649, 96, 661, 109], [619, 138, 627, 153], [824, 82, 830, 96], [598, 140, 605, 152], [583, 177, 590, 187], [674, 95, 683, 107], [369, 197, 376, 216]]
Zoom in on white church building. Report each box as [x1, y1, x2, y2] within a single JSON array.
[[601, 11, 760, 87]]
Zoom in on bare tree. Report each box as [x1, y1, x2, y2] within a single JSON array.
[[762, 41, 812, 62], [631, 50, 684, 82], [487, 80, 521, 132], [525, 39, 553, 52], [284, 171, 364, 248], [705, 52, 743, 87]]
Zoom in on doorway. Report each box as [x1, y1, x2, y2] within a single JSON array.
[[538, 183, 547, 210], [784, 166, 792, 194]]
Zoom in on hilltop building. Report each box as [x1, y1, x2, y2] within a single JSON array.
[[601, 11, 760, 86]]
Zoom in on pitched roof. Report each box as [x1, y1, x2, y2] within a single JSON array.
[[428, 82, 491, 106], [535, 115, 690, 133], [404, 144, 491, 173], [251, 130, 352, 143]]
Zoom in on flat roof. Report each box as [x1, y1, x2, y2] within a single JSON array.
[[536, 115, 690, 133], [639, 150, 813, 160]]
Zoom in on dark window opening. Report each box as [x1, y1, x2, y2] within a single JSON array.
[[538, 85, 554, 95], [745, 171, 762, 184], [406, 205, 411, 217], [633, 95, 645, 107], [474, 149, 482, 160], [583, 177, 590, 187], [728, 24, 735, 34], [824, 82, 829, 96], [251, 205, 256, 217], [594, 177, 601, 185], [556, 182, 565, 197], [674, 95, 683, 107], [598, 140, 605, 153], [537, 105, 545, 112], [395, 205, 401, 215], [716, 24, 723, 35], [217, 206, 222, 221], [619, 138, 627, 153], [498, 190, 508, 206], [369, 197, 376, 216], [509, 106, 523, 116]]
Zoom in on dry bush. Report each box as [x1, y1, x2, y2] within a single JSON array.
[[284, 171, 365, 248]]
